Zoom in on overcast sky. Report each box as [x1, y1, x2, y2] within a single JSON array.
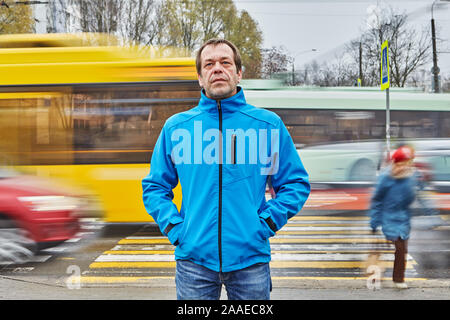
[[234, 0, 450, 77]]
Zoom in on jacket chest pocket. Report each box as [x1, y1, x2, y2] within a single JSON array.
[[223, 164, 252, 186]]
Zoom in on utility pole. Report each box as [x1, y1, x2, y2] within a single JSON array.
[[292, 62, 295, 86], [431, 0, 450, 93], [359, 41, 363, 86], [431, 4, 440, 93]]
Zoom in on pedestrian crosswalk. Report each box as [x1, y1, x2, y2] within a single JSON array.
[[78, 215, 422, 286], [269, 216, 417, 278]]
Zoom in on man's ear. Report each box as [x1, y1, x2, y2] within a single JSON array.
[[237, 69, 243, 83], [197, 74, 204, 88]]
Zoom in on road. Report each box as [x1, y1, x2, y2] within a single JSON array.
[[0, 212, 449, 300]]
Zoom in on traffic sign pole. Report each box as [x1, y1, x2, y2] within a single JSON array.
[[380, 40, 391, 158], [385, 88, 390, 155]]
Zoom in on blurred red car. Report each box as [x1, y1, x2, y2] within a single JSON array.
[[0, 168, 82, 264]]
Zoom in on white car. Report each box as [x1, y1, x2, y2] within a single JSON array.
[[298, 139, 450, 190]]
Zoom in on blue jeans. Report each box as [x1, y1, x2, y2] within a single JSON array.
[[175, 260, 272, 300]]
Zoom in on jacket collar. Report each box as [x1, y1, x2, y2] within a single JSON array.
[[198, 86, 246, 115]]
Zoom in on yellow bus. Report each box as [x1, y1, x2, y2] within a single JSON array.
[[0, 33, 200, 223]]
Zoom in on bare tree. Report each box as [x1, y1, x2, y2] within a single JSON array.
[[119, 0, 157, 46], [389, 18, 430, 87], [46, 0, 263, 76], [47, 0, 159, 46], [442, 73, 450, 93], [346, 6, 430, 87], [261, 46, 292, 79], [197, 0, 235, 42], [77, 0, 123, 34], [299, 54, 357, 87], [156, 0, 201, 51]]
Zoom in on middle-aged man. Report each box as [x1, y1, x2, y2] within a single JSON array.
[[142, 39, 310, 300]]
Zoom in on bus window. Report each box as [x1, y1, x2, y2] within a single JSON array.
[[0, 90, 74, 165], [71, 82, 200, 164], [0, 81, 200, 166]]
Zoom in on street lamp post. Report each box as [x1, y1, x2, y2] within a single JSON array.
[[292, 49, 317, 86], [431, 0, 450, 93]]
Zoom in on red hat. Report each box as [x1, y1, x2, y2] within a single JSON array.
[[391, 146, 414, 163]]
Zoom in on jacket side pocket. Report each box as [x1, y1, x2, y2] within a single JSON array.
[[259, 217, 276, 240], [165, 222, 183, 246]]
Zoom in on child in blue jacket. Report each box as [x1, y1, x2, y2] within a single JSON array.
[[370, 146, 417, 289]]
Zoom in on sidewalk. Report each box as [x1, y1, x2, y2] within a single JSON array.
[[1, 275, 449, 300]]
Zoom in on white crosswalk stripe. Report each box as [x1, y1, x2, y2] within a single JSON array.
[[78, 215, 422, 286]]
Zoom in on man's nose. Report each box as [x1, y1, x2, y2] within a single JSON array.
[[211, 61, 224, 73]]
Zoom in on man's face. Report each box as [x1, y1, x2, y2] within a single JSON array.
[[393, 160, 412, 170], [392, 159, 413, 176], [198, 43, 242, 100]]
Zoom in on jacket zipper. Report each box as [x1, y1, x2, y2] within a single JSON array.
[[231, 134, 237, 165], [217, 100, 223, 272]]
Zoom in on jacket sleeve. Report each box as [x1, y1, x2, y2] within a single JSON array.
[[369, 173, 388, 231], [142, 124, 183, 245], [258, 119, 311, 236]]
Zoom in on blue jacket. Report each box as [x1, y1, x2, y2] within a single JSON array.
[[369, 168, 418, 241], [142, 87, 310, 272]]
